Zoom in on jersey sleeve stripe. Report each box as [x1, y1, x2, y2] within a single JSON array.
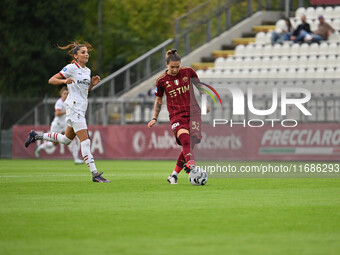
[[59, 72, 66, 79]]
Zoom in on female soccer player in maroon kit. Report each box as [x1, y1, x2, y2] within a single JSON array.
[[148, 49, 203, 184]]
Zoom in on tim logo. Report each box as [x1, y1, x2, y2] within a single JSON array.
[[197, 82, 222, 115]]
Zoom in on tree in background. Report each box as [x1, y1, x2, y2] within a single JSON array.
[[0, 0, 86, 98], [0, 0, 226, 98], [80, 0, 208, 77]]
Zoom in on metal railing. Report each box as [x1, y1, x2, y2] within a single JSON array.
[[93, 0, 308, 97], [14, 84, 340, 127]]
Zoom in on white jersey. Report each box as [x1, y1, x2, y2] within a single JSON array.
[[50, 98, 67, 132], [59, 61, 91, 117]]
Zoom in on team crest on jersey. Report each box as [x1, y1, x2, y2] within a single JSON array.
[[183, 77, 188, 82], [62, 67, 67, 72], [174, 80, 179, 86]]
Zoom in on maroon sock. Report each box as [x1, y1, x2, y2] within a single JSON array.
[[175, 151, 186, 172], [178, 133, 194, 163]]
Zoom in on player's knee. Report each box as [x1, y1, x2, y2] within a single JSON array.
[[61, 135, 72, 145], [178, 133, 190, 146]]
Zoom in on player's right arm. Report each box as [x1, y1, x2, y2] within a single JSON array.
[[49, 73, 74, 85], [148, 96, 163, 128]]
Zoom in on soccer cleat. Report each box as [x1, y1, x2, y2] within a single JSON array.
[[92, 172, 111, 183], [74, 158, 85, 165], [183, 163, 195, 174], [35, 146, 40, 158], [25, 130, 38, 148], [167, 174, 178, 184]]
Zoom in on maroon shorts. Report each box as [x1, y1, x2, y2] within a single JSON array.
[[170, 115, 202, 145]]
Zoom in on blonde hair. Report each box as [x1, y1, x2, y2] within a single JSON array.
[[165, 49, 181, 64], [57, 41, 93, 63]]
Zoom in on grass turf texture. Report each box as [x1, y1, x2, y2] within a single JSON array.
[[0, 160, 339, 255]]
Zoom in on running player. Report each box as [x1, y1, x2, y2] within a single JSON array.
[[148, 49, 202, 184], [25, 41, 110, 183]]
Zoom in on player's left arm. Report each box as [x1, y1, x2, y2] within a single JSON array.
[[89, 75, 101, 91], [55, 109, 66, 116]]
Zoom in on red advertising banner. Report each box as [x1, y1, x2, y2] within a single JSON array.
[[12, 125, 181, 159], [247, 123, 340, 161], [310, 0, 340, 5], [12, 123, 340, 161]]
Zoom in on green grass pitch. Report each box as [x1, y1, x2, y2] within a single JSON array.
[[0, 159, 339, 255]]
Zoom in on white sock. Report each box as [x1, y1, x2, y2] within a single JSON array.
[[81, 139, 97, 174], [43, 132, 72, 145], [68, 139, 80, 161], [172, 171, 178, 176]]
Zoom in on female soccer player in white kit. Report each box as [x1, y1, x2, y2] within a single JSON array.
[[25, 41, 110, 183], [35, 87, 84, 164]]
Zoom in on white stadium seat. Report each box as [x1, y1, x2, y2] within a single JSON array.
[[309, 43, 319, 55], [299, 43, 309, 55], [263, 44, 272, 56], [325, 67, 335, 78], [318, 43, 329, 55], [265, 32, 272, 44], [325, 42, 337, 55], [224, 57, 234, 68], [306, 7, 316, 19], [244, 44, 256, 56], [278, 56, 289, 68], [260, 56, 271, 68], [334, 6, 340, 18], [326, 55, 337, 68], [271, 44, 282, 55], [317, 56, 327, 67], [235, 44, 245, 56], [290, 43, 300, 55], [315, 67, 325, 79], [298, 56, 307, 68], [290, 56, 299, 68], [324, 7, 334, 18], [306, 68, 316, 79], [281, 43, 290, 55], [307, 56, 318, 68], [255, 32, 266, 44], [332, 19, 340, 30], [214, 57, 225, 68], [315, 7, 324, 18], [296, 68, 306, 78], [295, 7, 306, 19]]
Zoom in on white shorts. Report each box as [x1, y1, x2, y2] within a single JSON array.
[[66, 106, 88, 133]]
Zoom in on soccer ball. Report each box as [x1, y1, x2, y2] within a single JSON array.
[[188, 167, 208, 186]]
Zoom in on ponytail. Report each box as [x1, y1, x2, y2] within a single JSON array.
[[57, 41, 93, 63], [165, 49, 181, 64]]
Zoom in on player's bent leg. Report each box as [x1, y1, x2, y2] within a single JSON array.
[[25, 130, 73, 147], [177, 129, 195, 173]]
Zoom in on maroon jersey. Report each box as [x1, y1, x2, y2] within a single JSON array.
[[155, 67, 201, 120]]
